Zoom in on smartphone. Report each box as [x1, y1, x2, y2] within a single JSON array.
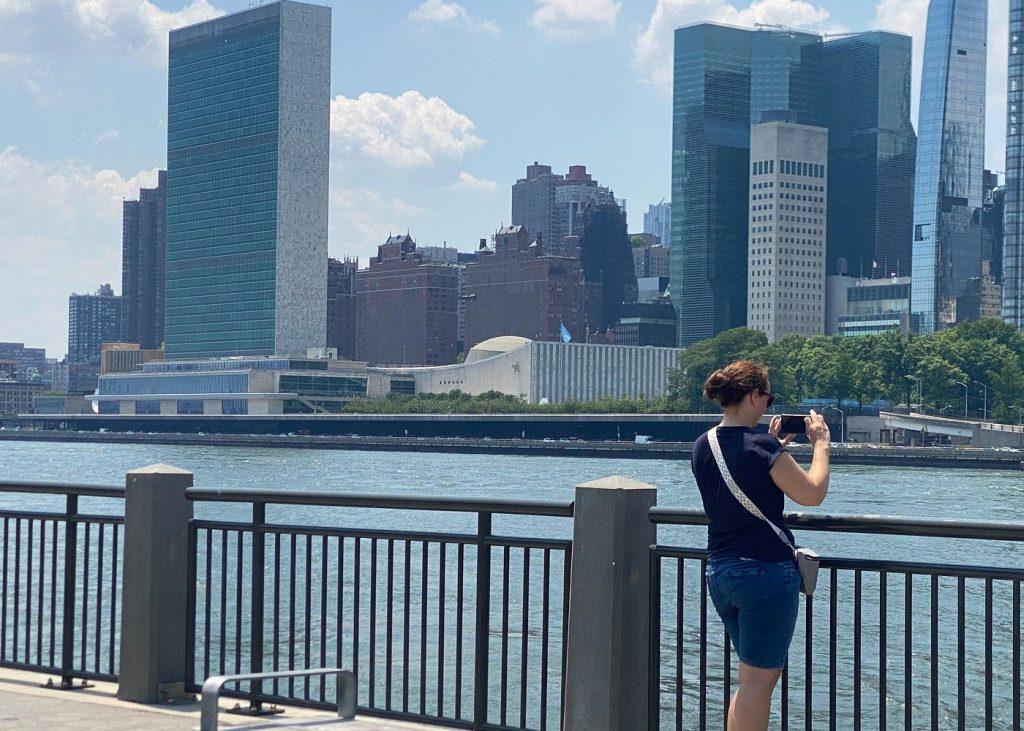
[[779, 414, 807, 435]]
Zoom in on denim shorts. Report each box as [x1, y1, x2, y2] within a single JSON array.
[[705, 557, 800, 670]]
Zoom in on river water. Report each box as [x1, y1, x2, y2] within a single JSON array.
[[0, 440, 1022, 729]]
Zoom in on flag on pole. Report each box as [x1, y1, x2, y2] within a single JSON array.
[[560, 322, 572, 343]]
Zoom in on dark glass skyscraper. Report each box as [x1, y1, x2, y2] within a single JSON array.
[[822, 33, 917, 279], [911, 0, 987, 333], [165, 1, 330, 358], [671, 24, 752, 346], [750, 30, 822, 126], [1006, 0, 1024, 328], [121, 170, 166, 350]]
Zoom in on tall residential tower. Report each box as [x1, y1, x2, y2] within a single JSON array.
[[1006, 0, 1024, 328], [911, 0, 987, 332], [164, 1, 331, 358], [121, 170, 167, 350]]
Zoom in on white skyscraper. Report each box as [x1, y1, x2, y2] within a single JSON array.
[[643, 201, 671, 247], [747, 121, 828, 342]]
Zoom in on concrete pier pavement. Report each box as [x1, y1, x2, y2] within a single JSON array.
[[0, 669, 438, 730]]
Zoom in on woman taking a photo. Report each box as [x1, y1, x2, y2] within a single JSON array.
[[691, 360, 831, 730]]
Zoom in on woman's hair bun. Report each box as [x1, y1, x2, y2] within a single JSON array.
[[703, 360, 768, 408]]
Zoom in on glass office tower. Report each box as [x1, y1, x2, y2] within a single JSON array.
[[165, 1, 330, 358], [671, 24, 752, 346], [1006, 0, 1024, 328], [911, 0, 987, 333], [822, 32, 917, 279]]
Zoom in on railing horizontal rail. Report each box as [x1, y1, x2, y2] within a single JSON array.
[[0, 481, 125, 499], [190, 520, 572, 551], [0, 510, 123, 525], [185, 488, 574, 517], [650, 507, 1024, 540]]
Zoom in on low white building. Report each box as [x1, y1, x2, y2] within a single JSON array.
[[386, 336, 683, 404]]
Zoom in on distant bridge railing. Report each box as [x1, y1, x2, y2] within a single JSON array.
[[0, 481, 124, 687], [184, 488, 573, 730], [649, 509, 1024, 730]]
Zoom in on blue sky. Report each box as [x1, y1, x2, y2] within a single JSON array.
[[0, 0, 1008, 356]]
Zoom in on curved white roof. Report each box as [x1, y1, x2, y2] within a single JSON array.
[[465, 336, 532, 363]]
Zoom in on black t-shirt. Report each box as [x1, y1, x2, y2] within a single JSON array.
[[691, 426, 795, 562]]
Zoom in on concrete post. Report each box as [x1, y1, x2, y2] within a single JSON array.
[[562, 475, 657, 731], [117, 463, 194, 703]]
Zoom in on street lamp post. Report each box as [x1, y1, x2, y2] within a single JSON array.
[[823, 404, 845, 444], [955, 381, 969, 420], [906, 375, 921, 413], [972, 381, 989, 422]]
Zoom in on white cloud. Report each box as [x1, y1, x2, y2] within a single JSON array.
[[448, 171, 498, 192], [408, 0, 499, 33], [0, 147, 159, 356], [633, 0, 838, 91], [530, 0, 621, 39], [329, 188, 428, 261], [0, 0, 29, 14], [330, 91, 484, 167], [95, 128, 121, 144]]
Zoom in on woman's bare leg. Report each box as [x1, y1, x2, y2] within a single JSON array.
[[727, 661, 782, 730]]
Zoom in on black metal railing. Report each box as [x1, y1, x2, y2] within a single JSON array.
[[184, 488, 573, 730], [649, 509, 1024, 730], [0, 481, 125, 686]]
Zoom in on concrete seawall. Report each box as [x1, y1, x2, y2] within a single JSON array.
[[2, 430, 1022, 470]]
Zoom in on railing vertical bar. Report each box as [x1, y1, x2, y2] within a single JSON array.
[[931, 574, 938, 730], [402, 540, 411, 713], [456, 542, 465, 721], [420, 541, 428, 716], [272, 531, 280, 696], [370, 537, 378, 708], [352, 537, 361, 705], [386, 538, 394, 710], [879, 571, 887, 731], [904, 572, 912, 731], [288, 533, 296, 697], [219, 528, 227, 676], [303, 533, 312, 699], [437, 541, 446, 720], [676, 557, 684, 731], [204, 529, 212, 682], [781, 649, 789, 731], [81, 521, 89, 671], [854, 569, 862, 731], [520, 548, 530, 729], [1, 517, 8, 662], [51, 519, 58, 669], [560, 544, 570, 731], [957, 576, 965, 731], [319, 534, 327, 704], [109, 523, 118, 675], [723, 629, 731, 730], [336, 536, 344, 694], [829, 567, 837, 731], [985, 577, 993, 729], [250, 504, 266, 712], [14, 518, 21, 665], [185, 523, 197, 691], [60, 496, 77, 687], [94, 523, 103, 674], [473, 512, 492, 731], [500, 545, 510, 728], [541, 548, 550, 731], [699, 560, 707, 731], [235, 531, 243, 678], [805, 592, 813, 731], [1013, 579, 1020, 731], [37, 520, 45, 667], [26, 518, 32, 665]]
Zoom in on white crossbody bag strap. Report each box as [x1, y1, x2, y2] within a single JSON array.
[[708, 426, 796, 556]]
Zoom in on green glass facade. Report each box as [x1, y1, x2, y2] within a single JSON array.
[[165, 7, 281, 358]]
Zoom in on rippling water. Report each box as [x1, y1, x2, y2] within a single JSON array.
[[1, 440, 1022, 728]]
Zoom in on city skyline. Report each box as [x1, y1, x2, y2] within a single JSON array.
[[0, 0, 1014, 356]]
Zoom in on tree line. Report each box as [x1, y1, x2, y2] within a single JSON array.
[[341, 320, 1024, 422]]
